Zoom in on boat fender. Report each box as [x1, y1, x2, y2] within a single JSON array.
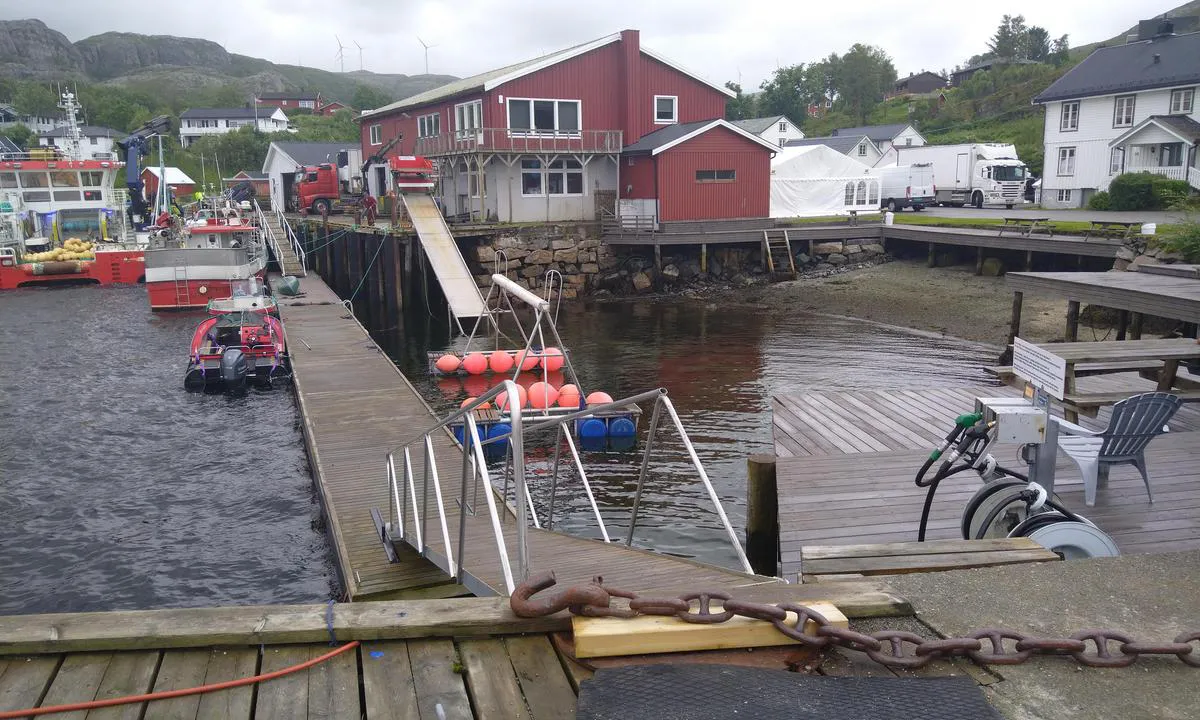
[[220, 347, 248, 389]]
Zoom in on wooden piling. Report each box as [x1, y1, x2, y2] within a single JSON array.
[[1116, 310, 1129, 341], [974, 247, 984, 276], [1130, 312, 1144, 340], [1001, 290, 1023, 365], [746, 455, 779, 577], [700, 243, 707, 274], [927, 242, 936, 268], [1024, 250, 1034, 271], [391, 237, 404, 316], [654, 244, 662, 272], [1066, 300, 1080, 342]]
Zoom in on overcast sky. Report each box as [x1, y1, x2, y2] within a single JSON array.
[[0, 0, 1184, 88]]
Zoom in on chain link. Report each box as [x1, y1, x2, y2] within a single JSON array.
[[510, 571, 1200, 669]]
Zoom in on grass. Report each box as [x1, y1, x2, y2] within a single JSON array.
[[779, 213, 1180, 236]]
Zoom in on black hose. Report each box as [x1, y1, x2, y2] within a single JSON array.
[[917, 463, 975, 541]]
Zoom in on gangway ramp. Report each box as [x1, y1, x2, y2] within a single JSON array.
[[401, 193, 488, 321]]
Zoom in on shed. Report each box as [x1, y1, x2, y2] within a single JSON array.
[[769, 145, 880, 218], [141, 166, 196, 203], [620, 119, 776, 223]]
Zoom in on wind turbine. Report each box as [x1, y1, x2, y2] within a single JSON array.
[[334, 35, 346, 73], [355, 41, 364, 71], [417, 36, 438, 74]]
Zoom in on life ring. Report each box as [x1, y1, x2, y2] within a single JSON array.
[[198, 285, 208, 295]]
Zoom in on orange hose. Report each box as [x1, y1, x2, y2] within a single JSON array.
[[0, 640, 360, 719]]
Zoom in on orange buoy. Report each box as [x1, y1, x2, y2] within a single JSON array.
[[586, 391, 614, 406], [528, 381, 559, 409], [488, 350, 514, 373], [435, 354, 460, 374], [462, 352, 488, 375], [557, 390, 580, 408], [541, 347, 564, 372], [558, 383, 579, 396], [496, 383, 528, 411], [461, 396, 492, 410], [516, 349, 539, 372]]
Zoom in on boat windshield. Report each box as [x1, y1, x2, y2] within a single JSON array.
[[230, 277, 264, 297]]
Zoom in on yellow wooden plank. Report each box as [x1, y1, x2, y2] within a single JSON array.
[[572, 601, 847, 658]]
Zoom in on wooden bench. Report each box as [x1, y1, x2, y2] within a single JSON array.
[[985, 360, 1165, 383], [1062, 389, 1200, 412], [997, 217, 1052, 237], [799, 538, 1060, 581]]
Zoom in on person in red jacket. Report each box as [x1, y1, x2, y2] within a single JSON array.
[[361, 193, 377, 227]]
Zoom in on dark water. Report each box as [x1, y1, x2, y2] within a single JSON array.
[[378, 296, 998, 570], [0, 286, 337, 615]]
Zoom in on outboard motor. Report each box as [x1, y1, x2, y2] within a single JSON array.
[[220, 347, 249, 390]]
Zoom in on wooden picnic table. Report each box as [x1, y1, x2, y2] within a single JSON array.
[[1034, 338, 1200, 420], [998, 217, 1053, 237], [1084, 219, 1141, 240]]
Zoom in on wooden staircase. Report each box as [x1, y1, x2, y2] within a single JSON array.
[[762, 229, 797, 280], [262, 211, 306, 277]]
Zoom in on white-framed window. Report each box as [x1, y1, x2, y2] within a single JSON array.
[[778, 138, 786, 147], [858, 142, 867, 156], [1057, 146, 1076, 176], [521, 158, 543, 195], [778, 121, 788, 132], [468, 169, 485, 198], [905, 137, 912, 146], [1060, 101, 1079, 131], [695, 169, 735, 183], [1170, 88, 1194, 114], [1057, 189, 1073, 203], [89, 137, 97, 145], [369, 124, 382, 145], [1113, 95, 1135, 128], [507, 98, 581, 134], [654, 95, 678, 124], [299, 100, 315, 109], [546, 159, 584, 195], [454, 100, 482, 138], [418, 112, 441, 138], [1109, 147, 1124, 175], [843, 181, 855, 205]]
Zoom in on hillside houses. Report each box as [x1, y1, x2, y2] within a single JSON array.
[[356, 29, 777, 224], [1035, 23, 1200, 208], [731, 115, 805, 147], [178, 107, 292, 148], [784, 135, 881, 166]]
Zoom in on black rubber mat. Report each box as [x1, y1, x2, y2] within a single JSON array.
[[575, 664, 1002, 720]]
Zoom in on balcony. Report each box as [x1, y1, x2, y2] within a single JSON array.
[[414, 128, 622, 157], [1124, 164, 1188, 182]]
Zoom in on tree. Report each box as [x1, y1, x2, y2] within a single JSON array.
[[4, 123, 35, 150], [1022, 26, 1051, 62], [1049, 35, 1071, 65], [285, 111, 358, 142], [833, 44, 896, 124], [13, 83, 59, 117], [723, 82, 757, 121], [352, 84, 392, 113], [757, 65, 810, 126], [987, 14, 1027, 58]]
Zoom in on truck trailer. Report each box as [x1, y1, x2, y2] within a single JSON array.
[[889, 143, 1027, 209]]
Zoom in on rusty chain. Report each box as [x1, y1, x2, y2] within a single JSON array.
[[511, 571, 1200, 670]]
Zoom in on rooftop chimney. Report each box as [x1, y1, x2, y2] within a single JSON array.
[[1153, 53, 1161, 63], [1156, 18, 1175, 37]]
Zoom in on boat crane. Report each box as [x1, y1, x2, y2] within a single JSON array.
[[115, 115, 172, 230]]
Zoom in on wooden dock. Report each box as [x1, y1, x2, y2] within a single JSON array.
[[1007, 266, 1200, 323], [771, 375, 1200, 580], [277, 273, 845, 602]]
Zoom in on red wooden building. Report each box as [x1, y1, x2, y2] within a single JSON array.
[[141, 167, 196, 203], [357, 29, 775, 224]]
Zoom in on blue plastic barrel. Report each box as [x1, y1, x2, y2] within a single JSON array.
[[609, 417, 636, 438], [578, 418, 608, 439]]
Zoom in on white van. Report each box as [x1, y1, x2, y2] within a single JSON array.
[[877, 163, 936, 212]]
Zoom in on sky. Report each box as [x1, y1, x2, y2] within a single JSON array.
[[0, 0, 1185, 88]]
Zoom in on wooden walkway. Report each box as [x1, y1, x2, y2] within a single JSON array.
[[277, 274, 812, 601], [771, 376, 1200, 580], [1007, 266, 1200, 322]]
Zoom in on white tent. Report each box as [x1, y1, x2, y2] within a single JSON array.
[[770, 145, 882, 218]]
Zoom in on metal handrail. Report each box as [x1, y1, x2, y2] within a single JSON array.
[[273, 205, 307, 275], [251, 200, 285, 269]]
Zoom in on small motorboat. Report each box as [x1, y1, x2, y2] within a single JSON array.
[[205, 277, 278, 315], [184, 311, 289, 392]]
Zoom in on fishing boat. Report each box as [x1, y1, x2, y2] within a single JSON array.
[[184, 311, 289, 392], [0, 92, 145, 291], [205, 276, 278, 315], [143, 197, 268, 310]]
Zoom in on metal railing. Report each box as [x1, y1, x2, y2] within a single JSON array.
[[251, 199, 285, 270], [273, 205, 307, 275], [415, 128, 623, 157]]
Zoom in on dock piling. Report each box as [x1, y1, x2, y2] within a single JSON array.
[[1066, 300, 1080, 342], [975, 247, 984, 276], [1001, 290, 1024, 365], [746, 455, 779, 577]]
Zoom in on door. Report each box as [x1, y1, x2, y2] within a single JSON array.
[[955, 153, 970, 189], [374, 165, 387, 196]]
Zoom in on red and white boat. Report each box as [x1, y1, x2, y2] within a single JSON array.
[[143, 200, 268, 311], [184, 310, 289, 392], [0, 93, 144, 290]]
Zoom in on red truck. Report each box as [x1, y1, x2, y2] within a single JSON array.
[[292, 160, 362, 215]]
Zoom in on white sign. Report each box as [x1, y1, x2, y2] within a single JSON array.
[[1012, 338, 1067, 400]]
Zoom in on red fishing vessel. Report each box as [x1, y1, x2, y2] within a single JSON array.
[[184, 311, 289, 391]]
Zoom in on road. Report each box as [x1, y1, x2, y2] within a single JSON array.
[[905, 205, 1184, 224]]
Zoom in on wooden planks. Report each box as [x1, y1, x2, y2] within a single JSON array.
[[459, 639, 530, 719], [0, 656, 60, 713], [254, 646, 310, 720], [408, 639, 473, 720], [505, 636, 578, 720], [85, 651, 160, 720], [142, 649, 212, 720], [800, 538, 1060, 577], [360, 641, 420, 720], [1007, 271, 1200, 323]]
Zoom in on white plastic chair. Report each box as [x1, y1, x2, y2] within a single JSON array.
[[1053, 392, 1183, 506]]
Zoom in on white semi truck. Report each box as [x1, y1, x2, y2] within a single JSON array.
[[889, 143, 1027, 209]]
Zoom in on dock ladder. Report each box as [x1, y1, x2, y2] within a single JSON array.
[[762, 229, 797, 279]]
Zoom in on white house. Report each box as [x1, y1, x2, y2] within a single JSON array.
[[731, 115, 805, 147], [784, 134, 882, 166], [178, 107, 292, 148], [261, 141, 360, 212], [38, 125, 121, 160], [1035, 24, 1200, 208], [0, 103, 58, 134], [832, 123, 926, 156]]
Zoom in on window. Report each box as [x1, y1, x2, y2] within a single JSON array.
[[867, 180, 879, 205], [81, 171, 104, 187], [468, 169, 485, 198], [1060, 101, 1079, 131], [299, 100, 315, 109], [695, 169, 735, 183], [1113, 95, 1135, 127], [454, 100, 482, 138], [1057, 189, 1073, 203], [0, 173, 16, 189], [905, 137, 912, 146], [778, 138, 787, 147], [369, 124, 382, 145], [89, 137, 97, 145], [856, 180, 867, 204], [547, 159, 584, 195], [1109, 147, 1124, 175], [51, 171, 80, 188], [521, 158, 543, 195], [844, 182, 855, 206], [778, 121, 788, 132], [1170, 88, 1194, 114], [1057, 146, 1076, 176], [418, 113, 440, 138], [654, 95, 678, 124], [858, 142, 867, 156], [507, 98, 581, 134], [19, 172, 48, 188]]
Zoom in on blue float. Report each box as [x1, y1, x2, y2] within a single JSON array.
[[609, 417, 636, 438], [578, 418, 608, 439], [487, 422, 512, 442]]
